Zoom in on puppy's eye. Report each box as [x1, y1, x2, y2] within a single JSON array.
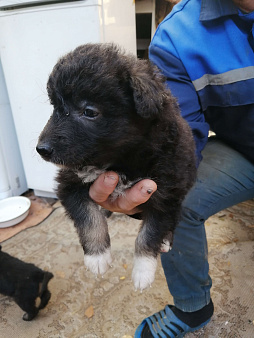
[[83, 107, 100, 119]]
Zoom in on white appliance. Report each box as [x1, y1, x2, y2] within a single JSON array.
[[0, 60, 27, 200], [0, 0, 136, 197]]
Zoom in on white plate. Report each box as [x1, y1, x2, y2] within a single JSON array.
[[0, 196, 31, 228]]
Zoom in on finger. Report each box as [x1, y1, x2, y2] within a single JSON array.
[[89, 172, 119, 203], [102, 179, 157, 214], [117, 179, 157, 214]]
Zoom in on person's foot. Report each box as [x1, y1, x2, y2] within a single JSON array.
[[135, 300, 214, 337]]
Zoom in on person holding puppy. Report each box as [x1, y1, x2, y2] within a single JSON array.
[[89, 0, 254, 336]]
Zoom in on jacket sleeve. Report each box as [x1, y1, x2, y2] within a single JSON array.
[[149, 44, 210, 165]]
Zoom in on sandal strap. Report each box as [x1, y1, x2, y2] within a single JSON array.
[[144, 305, 191, 338]]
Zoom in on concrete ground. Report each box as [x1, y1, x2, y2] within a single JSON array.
[[0, 199, 253, 337]]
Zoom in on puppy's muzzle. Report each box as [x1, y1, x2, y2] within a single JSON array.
[[36, 143, 53, 158]]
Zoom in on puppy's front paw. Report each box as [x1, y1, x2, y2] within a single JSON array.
[[132, 255, 157, 291], [23, 312, 37, 321], [84, 248, 112, 276]]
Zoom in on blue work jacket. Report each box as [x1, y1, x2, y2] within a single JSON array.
[[149, 0, 254, 165]]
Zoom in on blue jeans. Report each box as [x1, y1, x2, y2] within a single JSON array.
[[161, 138, 254, 312]]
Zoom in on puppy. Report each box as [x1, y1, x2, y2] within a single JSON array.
[[0, 245, 53, 320], [36, 43, 196, 290]]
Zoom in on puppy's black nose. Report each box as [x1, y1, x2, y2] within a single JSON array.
[[36, 143, 53, 157]]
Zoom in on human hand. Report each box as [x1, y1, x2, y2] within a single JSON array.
[[89, 172, 157, 215]]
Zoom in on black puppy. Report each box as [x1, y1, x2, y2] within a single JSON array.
[[0, 245, 53, 320], [37, 43, 196, 290]]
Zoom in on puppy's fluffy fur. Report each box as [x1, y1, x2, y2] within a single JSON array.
[[37, 43, 196, 290], [0, 245, 53, 320]]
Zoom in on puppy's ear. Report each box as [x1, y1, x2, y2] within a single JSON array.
[[130, 61, 165, 119]]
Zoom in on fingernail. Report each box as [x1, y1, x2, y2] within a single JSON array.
[[141, 186, 154, 195], [104, 174, 117, 185]]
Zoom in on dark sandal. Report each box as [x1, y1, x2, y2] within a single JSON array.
[[134, 305, 211, 338]]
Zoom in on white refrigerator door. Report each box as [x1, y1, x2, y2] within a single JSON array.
[[0, 1, 103, 196], [0, 0, 136, 197]]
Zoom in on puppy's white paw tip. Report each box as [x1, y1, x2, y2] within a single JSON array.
[[160, 239, 172, 253], [132, 256, 157, 291], [84, 248, 112, 276]]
